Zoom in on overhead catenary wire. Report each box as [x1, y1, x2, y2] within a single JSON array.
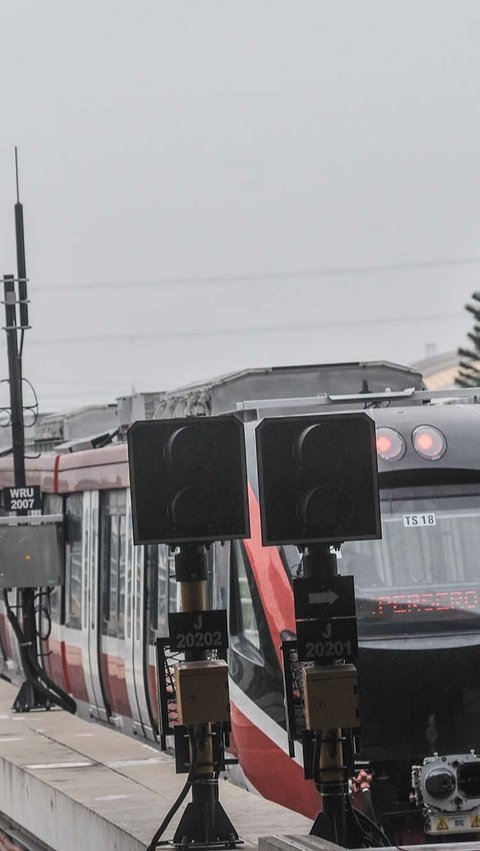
[[32, 254, 480, 292], [0, 311, 465, 351]]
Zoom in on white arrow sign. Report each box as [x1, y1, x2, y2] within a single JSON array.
[[308, 590, 339, 606]]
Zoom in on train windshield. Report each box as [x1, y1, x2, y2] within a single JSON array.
[[339, 483, 480, 635], [283, 483, 480, 635]]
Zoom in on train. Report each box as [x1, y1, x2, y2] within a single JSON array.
[[0, 359, 478, 847]]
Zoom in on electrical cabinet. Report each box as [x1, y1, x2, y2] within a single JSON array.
[[303, 664, 359, 730], [0, 516, 64, 588], [175, 660, 230, 725]]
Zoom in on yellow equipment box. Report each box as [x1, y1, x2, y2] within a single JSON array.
[[302, 664, 359, 730], [175, 659, 230, 725]]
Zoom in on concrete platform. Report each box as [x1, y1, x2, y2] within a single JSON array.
[[259, 832, 480, 851], [0, 680, 311, 850]]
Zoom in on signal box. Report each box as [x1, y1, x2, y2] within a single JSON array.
[[128, 415, 250, 545], [256, 412, 380, 545], [175, 660, 230, 725], [303, 664, 359, 730]]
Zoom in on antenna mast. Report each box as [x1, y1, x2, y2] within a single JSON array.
[[14, 147, 29, 353]]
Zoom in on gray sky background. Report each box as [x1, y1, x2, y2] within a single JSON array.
[[0, 1, 479, 411]]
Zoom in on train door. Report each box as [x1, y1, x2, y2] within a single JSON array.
[[40, 495, 68, 691], [98, 488, 152, 731], [144, 543, 179, 738], [228, 540, 265, 695], [0, 592, 9, 678], [82, 490, 109, 721], [98, 488, 127, 725], [125, 493, 154, 738]]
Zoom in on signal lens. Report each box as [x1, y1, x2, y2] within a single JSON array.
[[425, 768, 456, 799], [376, 428, 406, 461], [412, 425, 446, 460], [168, 486, 219, 532], [164, 426, 213, 472], [458, 763, 480, 798]]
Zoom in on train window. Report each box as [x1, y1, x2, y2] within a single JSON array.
[[65, 493, 83, 629], [145, 545, 159, 642], [126, 513, 133, 639], [168, 551, 178, 617], [83, 504, 89, 629], [146, 544, 176, 643], [231, 540, 261, 651], [118, 514, 126, 637], [339, 483, 480, 634], [135, 549, 142, 639], [100, 490, 127, 639], [281, 545, 301, 579], [43, 494, 63, 623]]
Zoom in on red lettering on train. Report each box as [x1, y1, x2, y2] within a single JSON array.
[[367, 588, 480, 616]]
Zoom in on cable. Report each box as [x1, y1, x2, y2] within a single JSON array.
[[0, 310, 463, 351], [146, 728, 199, 851], [33, 590, 52, 642], [347, 796, 391, 848], [32, 255, 480, 292], [21, 378, 39, 428], [3, 590, 76, 714], [214, 723, 225, 780]]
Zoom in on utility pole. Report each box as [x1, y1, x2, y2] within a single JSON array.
[[1, 150, 76, 714], [8, 148, 29, 488], [2, 149, 45, 711]]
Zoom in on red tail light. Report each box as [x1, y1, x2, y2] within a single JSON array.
[[412, 425, 446, 460], [376, 428, 406, 461]]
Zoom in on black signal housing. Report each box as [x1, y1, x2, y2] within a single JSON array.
[[128, 415, 250, 544], [255, 412, 381, 545]]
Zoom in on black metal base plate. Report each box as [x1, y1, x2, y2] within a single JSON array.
[[171, 782, 242, 850], [12, 680, 51, 713]]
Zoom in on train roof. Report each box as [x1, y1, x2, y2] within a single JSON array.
[[4, 359, 470, 456], [134, 361, 425, 420]]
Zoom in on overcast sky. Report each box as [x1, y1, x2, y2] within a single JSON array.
[[0, 1, 479, 411]]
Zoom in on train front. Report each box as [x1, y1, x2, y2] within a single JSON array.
[[335, 401, 480, 843]]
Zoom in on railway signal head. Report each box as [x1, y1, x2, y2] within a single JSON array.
[[128, 415, 250, 545], [255, 412, 381, 545]]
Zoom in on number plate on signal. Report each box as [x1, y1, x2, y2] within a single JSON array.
[[296, 617, 358, 663], [168, 610, 228, 652]]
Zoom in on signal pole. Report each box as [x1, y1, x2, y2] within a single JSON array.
[[171, 544, 239, 849], [256, 413, 384, 848], [128, 416, 249, 851], [302, 544, 361, 846]]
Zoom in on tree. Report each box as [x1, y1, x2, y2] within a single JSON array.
[[456, 291, 480, 387]]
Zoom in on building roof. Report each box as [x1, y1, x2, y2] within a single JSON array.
[[412, 351, 462, 390]]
